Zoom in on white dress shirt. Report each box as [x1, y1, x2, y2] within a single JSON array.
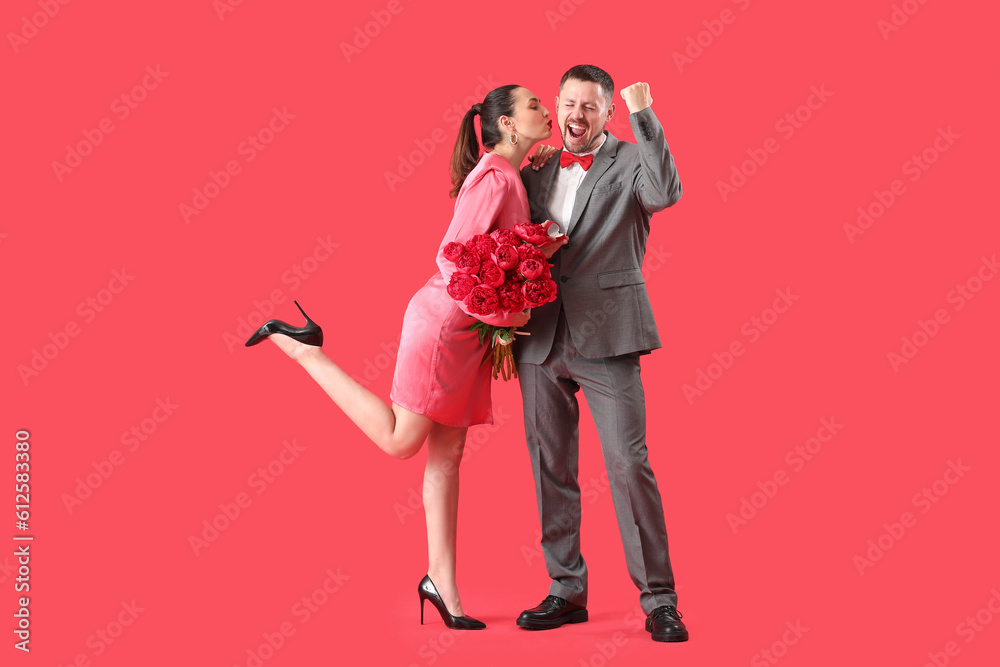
[[548, 135, 607, 237]]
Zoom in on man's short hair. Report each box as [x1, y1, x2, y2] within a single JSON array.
[[559, 65, 614, 105]]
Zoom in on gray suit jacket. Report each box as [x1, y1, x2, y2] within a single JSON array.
[[518, 107, 682, 362]]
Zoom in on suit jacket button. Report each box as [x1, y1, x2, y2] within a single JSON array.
[[560, 276, 569, 283]]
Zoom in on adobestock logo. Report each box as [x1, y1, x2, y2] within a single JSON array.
[[716, 85, 832, 203], [726, 417, 844, 534], [640, 245, 672, 281], [51, 66, 169, 183], [853, 459, 970, 576], [351, 338, 400, 388], [232, 567, 349, 667], [61, 397, 180, 514], [887, 254, 996, 373], [85, 601, 145, 658], [542, 0, 593, 31], [214, 0, 248, 21], [7, 0, 72, 54], [339, 0, 414, 63], [18, 267, 135, 386], [671, 0, 753, 73], [920, 588, 1000, 667], [188, 439, 306, 556], [844, 126, 959, 243], [877, 0, 933, 40], [682, 288, 800, 404], [407, 627, 471, 667], [576, 632, 630, 667], [750, 620, 809, 667], [53, 600, 145, 665], [179, 106, 295, 223]]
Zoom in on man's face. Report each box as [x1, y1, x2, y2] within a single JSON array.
[[556, 79, 615, 154]]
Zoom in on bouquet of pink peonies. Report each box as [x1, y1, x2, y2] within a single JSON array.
[[443, 221, 560, 380]]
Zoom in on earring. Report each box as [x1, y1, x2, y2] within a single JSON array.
[[509, 132, 518, 145]]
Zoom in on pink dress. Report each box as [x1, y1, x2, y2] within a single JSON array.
[[390, 153, 529, 427]]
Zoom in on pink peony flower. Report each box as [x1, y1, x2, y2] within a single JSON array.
[[519, 258, 546, 280], [446, 272, 480, 300], [517, 243, 546, 263], [522, 278, 558, 308], [494, 244, 520, 271], [490, 229, 520, 246], [478, 258, 506, 288], [465, 233, 498, 259], [455, 250, 481, 274], [514, 222, 551, 246], [497, 279, 526, 313], [442, 242, 465, 263], [464, 285, 500, 316]]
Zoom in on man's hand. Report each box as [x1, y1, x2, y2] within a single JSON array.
[[537, 235, 569, 258], [620, 82, 652, 114], [528, 144, 560, 171]]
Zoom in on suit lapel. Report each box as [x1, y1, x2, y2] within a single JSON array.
[[568, 132, 618, 232]]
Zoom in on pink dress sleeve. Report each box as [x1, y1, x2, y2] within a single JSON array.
[[436, 166, 520, 327]]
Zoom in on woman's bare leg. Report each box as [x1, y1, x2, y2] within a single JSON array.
[[423, 422, 469, 617], [267, 334, 431, 459], [267, 334, 475, 616]]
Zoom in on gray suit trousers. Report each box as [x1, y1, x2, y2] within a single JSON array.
[[519, 308, 678, 614]]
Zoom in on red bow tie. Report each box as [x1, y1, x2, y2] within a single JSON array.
[[560, 151, 593, 170]]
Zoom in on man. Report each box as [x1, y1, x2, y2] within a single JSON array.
[[516, 65, 687, 642]]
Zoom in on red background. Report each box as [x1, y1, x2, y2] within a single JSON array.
[[4, 0, 998, 665]]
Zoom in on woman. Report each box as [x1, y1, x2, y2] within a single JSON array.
[[245, 84, 565, 629]]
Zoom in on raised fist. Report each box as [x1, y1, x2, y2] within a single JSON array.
[[620, 82, 652, 114]]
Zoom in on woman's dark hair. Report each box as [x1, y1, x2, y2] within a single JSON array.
[[449, 84, 520, 198]]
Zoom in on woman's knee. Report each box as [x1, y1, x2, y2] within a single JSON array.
[[428, 428, 467, 463], [387, 437, 424, 460]]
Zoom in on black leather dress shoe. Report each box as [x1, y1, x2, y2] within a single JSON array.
[[645, 605, 689, 642], [516, 595, 588, 630]]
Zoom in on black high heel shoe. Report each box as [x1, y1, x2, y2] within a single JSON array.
[[418, 575, 486, 630], [244, 300, 324, 347]]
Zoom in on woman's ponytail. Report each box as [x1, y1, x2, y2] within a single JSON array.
[[449, 103, 482, 198]]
